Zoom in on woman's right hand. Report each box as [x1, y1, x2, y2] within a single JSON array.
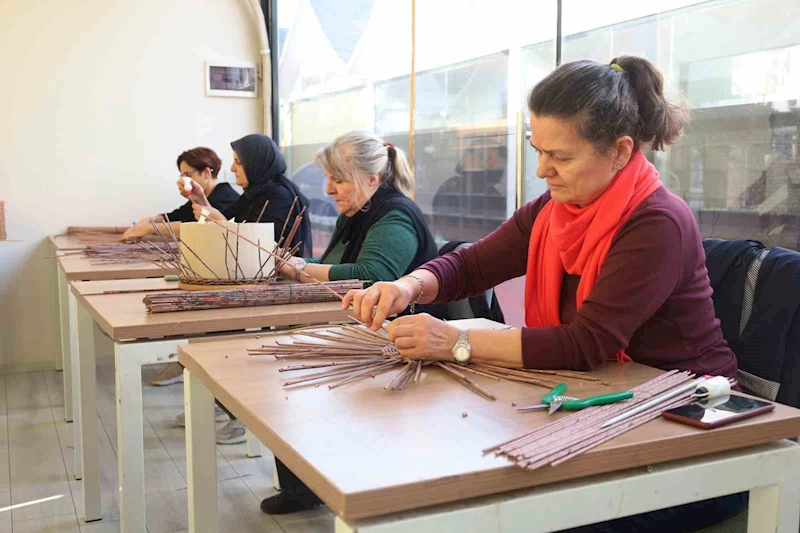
[[177, 178, 210, 206], [342, 280, 416, 330], [191, 203, 225, 222], [121, 220, 153, 242]]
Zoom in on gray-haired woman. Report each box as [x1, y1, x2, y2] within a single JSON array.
[[276, 130, 441, 294], [265, 131, 445, 515]]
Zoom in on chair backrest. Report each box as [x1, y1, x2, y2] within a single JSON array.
[[703, 238, 786, 403], [734, 248, 778, 400], [438, 241, 505, 323]]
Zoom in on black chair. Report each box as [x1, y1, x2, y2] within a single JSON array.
[[704, 238, 800, 407], [437, 241, 504, 323]]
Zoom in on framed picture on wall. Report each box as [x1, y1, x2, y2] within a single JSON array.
[[205, 61, 258, 98]]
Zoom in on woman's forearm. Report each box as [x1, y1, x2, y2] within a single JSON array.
[[397, 269, 440, 304], [466, 328, 524, 368], [295, 262, 332, 283]]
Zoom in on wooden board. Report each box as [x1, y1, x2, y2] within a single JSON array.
[[71, 278, 180, 296], [77, 291, 351, 340], [177, 280, 274, 291], [178, 328, 800, 521], [50, 234, 90, 251], [57, 254, 177, 281]]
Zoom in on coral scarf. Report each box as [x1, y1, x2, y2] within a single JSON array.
[[524, 150, 662, 363]]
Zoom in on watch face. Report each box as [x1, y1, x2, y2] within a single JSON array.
[[453, 345, 470, 363]]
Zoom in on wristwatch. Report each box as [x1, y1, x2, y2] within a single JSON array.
[[292, 258, 307, 280], [451, 329, 471, 366]]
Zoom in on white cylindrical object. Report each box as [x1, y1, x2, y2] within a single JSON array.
[[600, 378, 703, 429], [182, 177, 192, 192], [695, 376, 732, 399], [180, 222, 275, 279]]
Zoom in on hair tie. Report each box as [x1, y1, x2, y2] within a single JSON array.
[[383, 142, 395, 149], [610, 63, 624, 73]]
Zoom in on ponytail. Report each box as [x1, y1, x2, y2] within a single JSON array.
[[611, 56, 689, 151], [382, 143, 414, 197], [315, 131, 415, 199], [528, 56, 689, 152]]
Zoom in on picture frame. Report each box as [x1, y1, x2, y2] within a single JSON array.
[[205, 60, 258, 98]]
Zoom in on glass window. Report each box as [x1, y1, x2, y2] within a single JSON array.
[[278, 0, 412, 256], [413, 0, 557, 246], [561, 0, 800, 250]]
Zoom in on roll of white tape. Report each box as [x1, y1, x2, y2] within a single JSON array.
[[182, 177, 192, 192], [694, 376, 731, 399]]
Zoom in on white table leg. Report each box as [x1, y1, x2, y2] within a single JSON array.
[[185, 368, 218, 533], [246, 430, 262, 458], [272, 456, 281, 491], [57, 264, 73, 422], [52, 250, 63, 371], [748, 478, 800, 533], [77, 303, 101, 521], [113, 339, 185, 533], [334, 516, 356, 533], [72, 290, 83, 480], [116, 343, 146, 533]]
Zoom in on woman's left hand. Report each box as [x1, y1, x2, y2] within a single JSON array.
[[387, 314, 460, 361], [276, 253, 301, 280]]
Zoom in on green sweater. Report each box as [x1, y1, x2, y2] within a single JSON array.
[[307, 210, 418, 282]]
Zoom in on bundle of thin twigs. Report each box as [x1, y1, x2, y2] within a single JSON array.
[[484, 370, 702, 471], [248, 324, 606, 399], [59, 242, 180, 265], [67, 226, 129, 235], [143, 280, 363, 313]]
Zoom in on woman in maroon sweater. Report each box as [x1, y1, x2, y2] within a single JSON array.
[[346, 57, 736, 381], [345, 56, 744, 532]]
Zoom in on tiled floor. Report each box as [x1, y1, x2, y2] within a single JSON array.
[[0, 362, 334, 532]]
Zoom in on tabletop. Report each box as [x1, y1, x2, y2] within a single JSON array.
[[50, 234, 90, 250], [76, 290, 351, 341], [178, 325, 800, 521], [57, 254, 175, 281]]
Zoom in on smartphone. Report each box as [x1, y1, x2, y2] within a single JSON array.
[[662, 395, 775, 429]]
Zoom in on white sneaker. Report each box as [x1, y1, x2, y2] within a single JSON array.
[[216, 420, 246, 445], [150, 362, 184, 386], [175, 404, 230, 427]]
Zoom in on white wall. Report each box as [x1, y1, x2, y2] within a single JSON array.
[[0, 0, 262, 371]]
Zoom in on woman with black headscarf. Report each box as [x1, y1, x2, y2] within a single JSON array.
[[188, 133, 313, 257], [182, 134, 313, 445]]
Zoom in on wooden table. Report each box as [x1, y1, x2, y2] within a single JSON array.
[[179, 321, 800, 533], [72, 284, 351, 531], [49, 236, 88, 376], [54, 253, 176, 426], [50, 234, 91, 251]]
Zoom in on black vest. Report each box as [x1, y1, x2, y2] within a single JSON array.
[[322, 186, 447, 319]]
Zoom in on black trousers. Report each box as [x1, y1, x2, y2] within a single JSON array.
[[557, 492, 747, 533], [274, 458, 315, 493]]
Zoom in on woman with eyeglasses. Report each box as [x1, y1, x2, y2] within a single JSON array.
[[121, 147, 239, 241]]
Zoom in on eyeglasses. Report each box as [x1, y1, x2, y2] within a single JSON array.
[[179, 169, 201, 179]]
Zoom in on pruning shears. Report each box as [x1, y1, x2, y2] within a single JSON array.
[[517, 383, 633, 415]]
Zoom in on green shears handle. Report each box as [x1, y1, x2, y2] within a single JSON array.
[[560, 391, 633, 411], [541, 383, 568, 404]]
